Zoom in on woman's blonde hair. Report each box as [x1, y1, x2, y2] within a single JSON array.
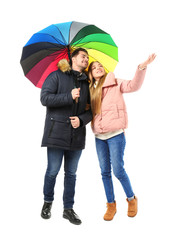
[[88, 61, 107, 125]]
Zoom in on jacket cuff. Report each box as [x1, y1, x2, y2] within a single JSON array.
[[78, 117, 84, 127], [138, 64, 147, 71]]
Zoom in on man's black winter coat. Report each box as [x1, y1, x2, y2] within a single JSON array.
[[41, 69, 92, 150]]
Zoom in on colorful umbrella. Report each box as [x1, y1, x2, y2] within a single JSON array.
[[20, 21, 118, 88]]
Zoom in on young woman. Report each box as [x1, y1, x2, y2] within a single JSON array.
[[88, 54, 156, 220]]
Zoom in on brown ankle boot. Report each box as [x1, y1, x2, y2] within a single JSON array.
[[127, 196, 138, 217], [103, 202, 117, 221]]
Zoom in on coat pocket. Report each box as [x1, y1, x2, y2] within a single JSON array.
[[102, 104, 118, 120], [117, 104, 126, 118], [71, 126, 86, 147], [48, 117, 71, 144], [48, 119, 55, 137]]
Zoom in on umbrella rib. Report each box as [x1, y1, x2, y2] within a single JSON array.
[[39, 49, 68, 80], [71, 32, 114, 46], [36, 32, 67, 47], [52, 24, 68, 45], [70, 24, 109, 45], [72, 40, 117, 47], [72, 40, 117, 51]]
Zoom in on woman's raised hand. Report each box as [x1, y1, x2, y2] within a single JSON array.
[[139, 53, 157, 69]]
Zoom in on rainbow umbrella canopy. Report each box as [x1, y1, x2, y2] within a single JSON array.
[[20, 21, 118, 88]]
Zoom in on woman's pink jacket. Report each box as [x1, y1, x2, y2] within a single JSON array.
[[92, 67, 147, 134]]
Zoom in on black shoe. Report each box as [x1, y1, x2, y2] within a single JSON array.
[[63, 209, 82, 225], [41, 202, 52, 219]]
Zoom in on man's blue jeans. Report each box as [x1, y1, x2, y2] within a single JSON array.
[[95, 133, 134, 203], [43, 147, 82, 209]]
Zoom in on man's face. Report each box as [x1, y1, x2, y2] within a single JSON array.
[[72, 51, 89, 71]]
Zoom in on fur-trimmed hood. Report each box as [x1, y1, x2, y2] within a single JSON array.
[[57, 59, 88, 81], [57, 59, 71, 72]]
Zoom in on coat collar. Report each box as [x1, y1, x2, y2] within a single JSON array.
[[102, 72, 117, 88], [70, 69, 88, 81]]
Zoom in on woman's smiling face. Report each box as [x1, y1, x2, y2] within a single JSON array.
[[91, 62, 105, 81]]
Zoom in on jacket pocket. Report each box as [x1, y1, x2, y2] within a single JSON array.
[[48, 117, 71, 144], [116, 104, 127, 127], [48, 119, 55, 137], [117, 104, 126, 118], [71, 126, 86, 147], [102, 104, 118, 120]]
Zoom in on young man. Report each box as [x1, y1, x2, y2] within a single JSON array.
[[40, 48, 92, 225]]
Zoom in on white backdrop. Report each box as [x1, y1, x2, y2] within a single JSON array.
[[1, 0, 174, 239]]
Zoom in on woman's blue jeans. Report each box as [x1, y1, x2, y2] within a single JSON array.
[[95, 133, 134, 203], [43, 147, 82, 209]]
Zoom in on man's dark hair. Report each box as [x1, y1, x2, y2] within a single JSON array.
[[71, 48, 88, 58]]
